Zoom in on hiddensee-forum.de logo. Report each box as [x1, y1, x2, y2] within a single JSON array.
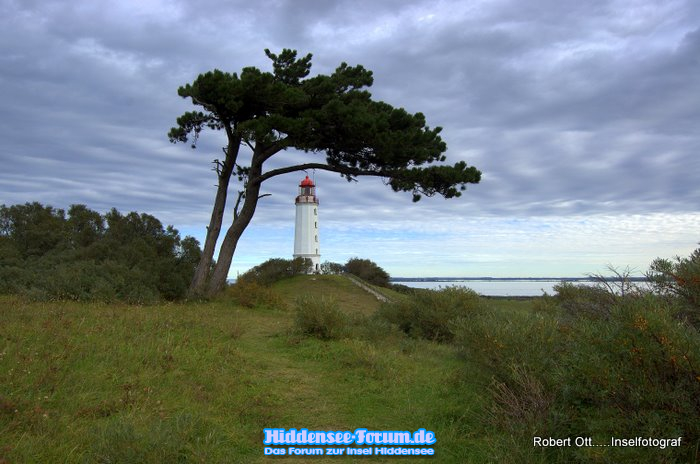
[[263, 428, 436, 456]]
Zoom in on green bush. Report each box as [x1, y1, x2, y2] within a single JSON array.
[[345, 313, 402, 344], [388, 283, 416, 295], [225, 280, 286, 309], [37, 261, 107, 302], [452, 306, 562, 389], [344, 257, 390, 287], [455, 284, 700, 462], [379, 286, 482, 342], [237, 257, 312, 286], [552, 296, 700, 463], [553, 281, 616, 320], [294, 296, 347, 340], [0, 202, 201, 303], [0, 264, 32, 294], [320, 261, 344, 275], [648, 246, 700, 326]]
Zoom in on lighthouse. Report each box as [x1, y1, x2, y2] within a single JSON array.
[[293, 175, 320, 273]]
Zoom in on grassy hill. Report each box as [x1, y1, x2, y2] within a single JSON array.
[[0, 276, 495, 463], [4, 275, 698, 463], [272, 275, 406, 314]]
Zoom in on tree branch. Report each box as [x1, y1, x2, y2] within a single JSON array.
[[233, 190, 245, 221], [190, 95, 217, 114], [211, 159, 225, 177], [260, 138, 291, 163], [254, 163, 390, 185], [243, 139, 255, 152]]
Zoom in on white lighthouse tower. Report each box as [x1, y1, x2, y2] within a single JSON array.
[[293, 175, 320, 273]]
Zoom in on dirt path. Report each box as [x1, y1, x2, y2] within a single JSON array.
[[343, 275, 391, 302]]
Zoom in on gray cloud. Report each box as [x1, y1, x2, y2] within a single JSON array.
[[1, 0, 698, 275]]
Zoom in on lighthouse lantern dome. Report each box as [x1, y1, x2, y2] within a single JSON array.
[[297, 175, 318, 202]]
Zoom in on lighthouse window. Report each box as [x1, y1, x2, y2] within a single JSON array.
[[313, 208, 317, 215], [314, 221, 317, 228], [315, 235, 318, 242]]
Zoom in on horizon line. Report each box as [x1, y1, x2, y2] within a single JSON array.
[[390, 276, 649, 281]]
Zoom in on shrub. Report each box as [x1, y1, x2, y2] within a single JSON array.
[[530, 294, 560, 315], [294, 296, 347, 340], [388, 283, 416, 295], [344, 257, 390, 287], [552, 295, 700, 463], [237, 257, 312, 286], [225, 280, 286, 309], [38, 261, 107, 302], [451, 305, 563, 397], [379, 286, 482, 342], [337, 339, 396, 378], [455, 250, 700, 462], [320, 261, 345, 275], [346, 313, 402, 343], [120, 284, 160, 305], [0, 264, 32, 295], [553, 281, 616, 320], [0, 202, 201, 303], [487, 364, 553, 432], [459, 287, 700, 462], [648, 246, 700, 326]]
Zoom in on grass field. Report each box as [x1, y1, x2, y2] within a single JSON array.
[[0, 276, 508, 463], [7, 275, 695, 463]]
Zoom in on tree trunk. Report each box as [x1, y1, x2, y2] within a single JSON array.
[[188, 139, 239, 298], [205, 170, 263, 297]]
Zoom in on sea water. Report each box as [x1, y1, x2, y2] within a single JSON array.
[[392, 279, 576, 297]]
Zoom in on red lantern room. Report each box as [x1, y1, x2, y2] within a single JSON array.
[[296, 176, 318, 204]]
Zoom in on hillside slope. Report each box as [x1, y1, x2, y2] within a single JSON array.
[[272, 275, 386, 316], [0, 284, 491, 463]]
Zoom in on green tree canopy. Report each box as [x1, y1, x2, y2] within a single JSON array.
[[344, 257, 391, 288], [0, 202, 201, 302], [169, 49, 481, 297]]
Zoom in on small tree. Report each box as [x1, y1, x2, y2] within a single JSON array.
[[66, 204, 105, 248], [169, 49, 481, 297], [344, 257, 390, 287], [588, 265, 640, 298], [0, 202, 67, 258], [647, 246, 700, 321], [320, 261, 345, 275]]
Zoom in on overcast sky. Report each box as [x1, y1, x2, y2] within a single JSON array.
[[2, 0, 699, 277]]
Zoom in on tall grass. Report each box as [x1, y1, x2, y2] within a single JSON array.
[[1, 286, 489, 463], [5, 270, 698, 463]]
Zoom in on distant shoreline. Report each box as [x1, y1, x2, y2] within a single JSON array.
[[390, 276, 649, 297], [390, 276, 648, 283]]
